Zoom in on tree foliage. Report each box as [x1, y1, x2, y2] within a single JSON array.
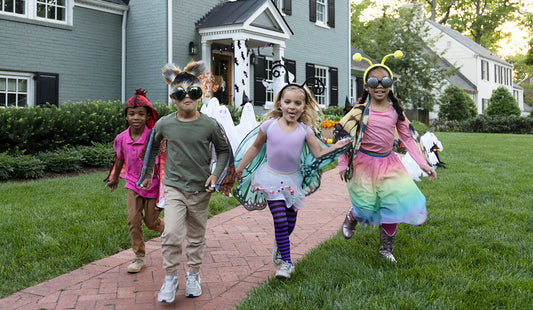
[[438, 84, 477, 121], [351, 3, 454, 111], [486, 86, 521, 117]]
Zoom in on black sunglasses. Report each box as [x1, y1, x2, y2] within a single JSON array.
[[366, 76, 393, 89], [170, 86, 203, 101]]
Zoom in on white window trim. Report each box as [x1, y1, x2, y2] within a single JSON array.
[[264, 57, 275, 110], [314, 64, 329, 108], [350, 75, 358, 105], [315, 0, 328, 28], [0, 71, 35, 108], [0, 0, 73, 25]]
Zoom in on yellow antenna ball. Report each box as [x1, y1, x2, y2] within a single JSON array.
[[352, 53, 362, 62], [393, 50, 403, 59]]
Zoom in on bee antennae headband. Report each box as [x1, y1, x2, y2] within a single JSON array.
[[353, 50, 403, 82]]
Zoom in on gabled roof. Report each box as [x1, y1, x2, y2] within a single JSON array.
[[426, 19, 510, 66], [440, 56, 477, 93], [196, 0, 293, 35]]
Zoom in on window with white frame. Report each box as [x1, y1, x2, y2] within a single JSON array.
[[0, 73, 33, 108], [0, 0, 69, 24], [265, 58, 274, 105], [275, 0, 284, 11], [482, 98, 489, 113], [481, 60, 489, 81], [316, 0, 327, 25], [314, 65, 328, 106], [350, 76, 357, 105]]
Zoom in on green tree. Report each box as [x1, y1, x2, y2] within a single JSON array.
[[485, 86, 521, 117], [438, 84, 477, 120], [505, 54, 533, 83], [447, 0, 519, 51], [351, 3, 454, 111]]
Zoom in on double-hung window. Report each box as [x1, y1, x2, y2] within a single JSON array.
[[0, 0, 69, 24], [314, 65, 328, 106], [316, 0, 327, 25], [0, 73, 33, 108]]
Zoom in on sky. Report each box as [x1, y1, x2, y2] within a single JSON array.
[[351, 0, 532, 58]]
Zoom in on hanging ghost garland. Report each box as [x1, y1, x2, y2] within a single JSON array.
[[261, 60, 296, 98]]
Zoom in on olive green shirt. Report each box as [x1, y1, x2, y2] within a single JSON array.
[[145, 112, 230, 192]]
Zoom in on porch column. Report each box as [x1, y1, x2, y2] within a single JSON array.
[[233, 38, 249, 106], [202, 41, 212, 73], [272, 44, 285, 64]]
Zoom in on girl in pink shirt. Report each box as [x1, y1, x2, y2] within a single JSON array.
[[235, 83, 350, 279], [105, 89, 164, 273], [335, 52, 436, 263]]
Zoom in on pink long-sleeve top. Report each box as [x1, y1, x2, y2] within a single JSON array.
[[338, 105, 430, 171]]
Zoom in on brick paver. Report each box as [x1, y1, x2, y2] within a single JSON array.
[[1, 169, 350, 310]]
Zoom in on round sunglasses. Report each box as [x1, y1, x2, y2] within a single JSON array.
[[170, 86, 203, 101], [366, 76, 393, 89]]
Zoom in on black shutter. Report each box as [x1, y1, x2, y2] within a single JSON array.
[[35, 73, 59, 106], [253, 55, 266, 106], [283, 0, 292, 15], [327, 0, 335, 28], [329, 67, 338, 106], [309, 0, 316, 22], [305, 63, 315, 80], [284, 58, 296, 82]]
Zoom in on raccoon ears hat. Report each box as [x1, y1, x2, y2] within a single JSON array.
[[352, 50, 403, 82], [162, 61, 207, 86]]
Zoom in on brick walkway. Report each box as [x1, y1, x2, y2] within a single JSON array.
[[1, 169, 350, 310]]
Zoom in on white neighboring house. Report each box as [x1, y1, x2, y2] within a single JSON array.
[[425, 19, 521, 115]]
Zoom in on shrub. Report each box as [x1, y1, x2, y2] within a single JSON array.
[[438, 84, 476, 121], [411, 120, 430, 135], [12, 155, 45, 179], [322, 106, 344, 117], [486, 86, 521, 117], [0, 153, 14, 180], [37, 147, 83, 173], [76, 143, 115, 168]]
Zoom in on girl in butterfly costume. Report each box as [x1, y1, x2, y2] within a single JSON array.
[[335, 51, 437, 262], [234, 81, 351, 279]]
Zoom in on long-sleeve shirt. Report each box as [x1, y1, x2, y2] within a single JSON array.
[[339, 105, 431, 171], [144, 112, 230, 192]]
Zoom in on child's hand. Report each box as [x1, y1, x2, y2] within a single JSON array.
[[422, 166, 437, 181], [139, 179, 152, 190], [205, 174, 219, 193], [235, 166, 244, 180], [107, 179, 118, 192], [333, 137, 351, 149]]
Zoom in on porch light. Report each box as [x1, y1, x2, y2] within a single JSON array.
[[189, 41, 198, 56]]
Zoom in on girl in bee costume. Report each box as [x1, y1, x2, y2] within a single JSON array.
[[335, 51, 437, 262]]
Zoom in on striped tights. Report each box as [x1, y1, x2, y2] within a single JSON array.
[[268, 200, 297, 264]]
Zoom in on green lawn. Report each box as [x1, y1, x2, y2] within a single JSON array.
[[1, 132, 532, 308], [235, 132, 533, 309]]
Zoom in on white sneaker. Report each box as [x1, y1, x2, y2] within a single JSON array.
[[185, 272, 202, 297], [275, 262, 295, 279], [272, 241, 283, 266], [127, 257, 145, 273], [158, 275, 178, 303]]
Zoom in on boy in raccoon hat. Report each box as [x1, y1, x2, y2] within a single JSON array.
[[139, 61, 231, 303]]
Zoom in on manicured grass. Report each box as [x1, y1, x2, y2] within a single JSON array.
[[236, 132, 533, 309], [0, 173, 240, 298]]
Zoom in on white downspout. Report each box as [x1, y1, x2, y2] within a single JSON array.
[[121, 9, 127, 103], [167, 0, 173, 100]]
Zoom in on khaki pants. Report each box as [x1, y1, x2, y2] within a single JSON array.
[[161, 185, 211, 275], [127, 189, 165, 257]]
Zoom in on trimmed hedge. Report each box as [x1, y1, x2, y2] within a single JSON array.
[[0, 100, 176, 155], [434, 115, 533, 134]]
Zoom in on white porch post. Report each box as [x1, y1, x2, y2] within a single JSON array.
[[272, 44, 285, 64], [202, 41, 212, 71], [233, 38, 248, 106]]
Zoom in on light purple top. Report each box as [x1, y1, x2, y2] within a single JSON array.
[[260, 118, 313, 173], [113, 126, 159, 198]]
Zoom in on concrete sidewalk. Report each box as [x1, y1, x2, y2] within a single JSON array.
[[1, 169, 350, 310]]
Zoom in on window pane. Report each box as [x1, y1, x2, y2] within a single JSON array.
[[0, 94, 5, 107], [7, 79, 16, 92], [15, 0, 25, 14], [57, 6, 63, 20], [47, 5, 55, 19], [18, 79, 27, 92], [4, 0, 14, 12], [37, 3, 45, 17], [0, 78, 6, 91], [18, 94, 27, 107], [58, 0, 65, 6], [7, 94, 16, 107]]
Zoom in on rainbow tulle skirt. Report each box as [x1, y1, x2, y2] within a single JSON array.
[[347, 150, 427, 227]]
